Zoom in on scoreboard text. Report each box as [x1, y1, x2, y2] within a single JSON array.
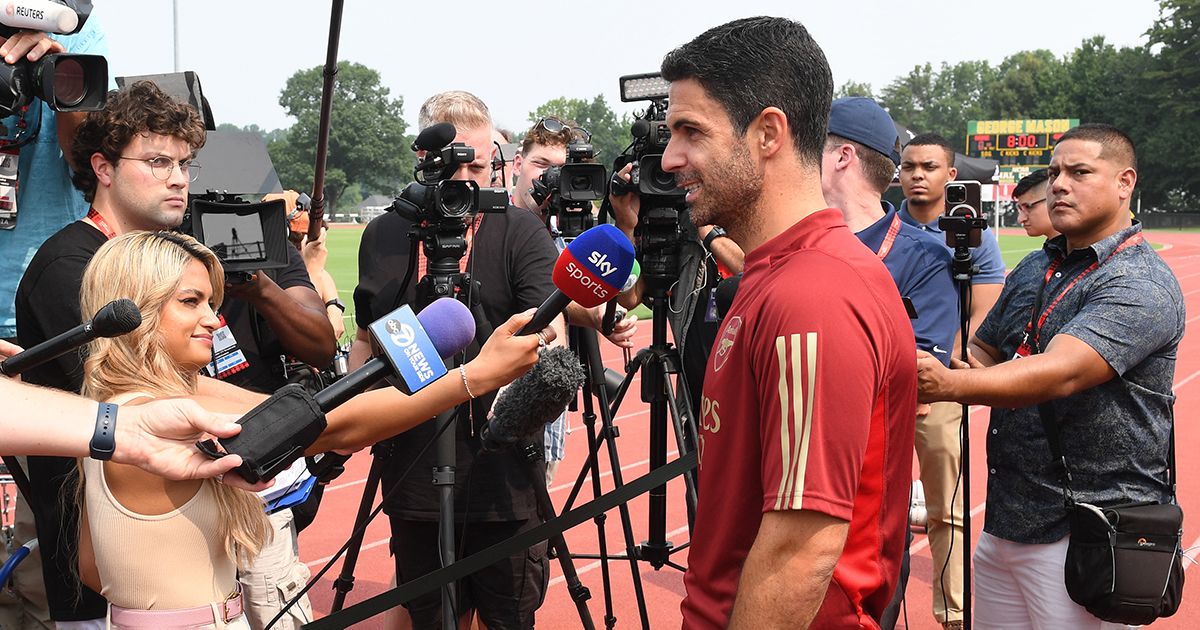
[[966, 119, 1079, 165]]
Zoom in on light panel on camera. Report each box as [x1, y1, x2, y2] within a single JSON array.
[[620, 73, 670, 102]]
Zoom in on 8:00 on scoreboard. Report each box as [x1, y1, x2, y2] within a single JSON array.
[[966, 118, 1079, 164]]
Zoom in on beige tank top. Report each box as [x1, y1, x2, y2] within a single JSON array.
[[81, 392, 237, 609]]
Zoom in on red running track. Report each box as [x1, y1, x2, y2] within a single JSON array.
[[298, 229, 1200, 629]]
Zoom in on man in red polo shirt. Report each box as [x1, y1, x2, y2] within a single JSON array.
[[660, 17, 917, 629]]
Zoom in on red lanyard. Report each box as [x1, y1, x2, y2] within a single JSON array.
[[1018, 233, 1143, 354], [417, 213, 484, 280], [875, 213, 902, 260], [86, 207, 117, 240]]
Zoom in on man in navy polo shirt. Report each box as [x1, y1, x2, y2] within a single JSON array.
[[821, 98, 959, 629]]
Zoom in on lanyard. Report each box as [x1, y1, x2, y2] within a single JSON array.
[[875, 213, 902, 260], [1016, 232, 1143, 356], [86, 207, 117, 240]]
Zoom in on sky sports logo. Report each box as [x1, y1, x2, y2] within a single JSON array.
[[561, 249, 623, 302]]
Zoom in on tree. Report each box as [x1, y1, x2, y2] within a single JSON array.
[[1141, 0, 1200, 209], [267, 61, 413, 214], [521, 95, 631, 170], [835, 80, 874, 98]]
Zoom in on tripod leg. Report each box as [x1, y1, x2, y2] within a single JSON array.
[[330, 451, 388, 612], [659, 370, 699, 530], [431, 408, 459, 630], [517, 443, 596, 630], [578, 327, 650, 629]]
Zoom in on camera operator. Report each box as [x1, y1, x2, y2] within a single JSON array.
[[916, 123, 1181, 629], [351, 90, 563, 629], [0, 20, 106, 629], [897, 132, 1007, 628], [510, 115, 638, 482], [608, 157, 744, 420], [655, 18, 917, 629]]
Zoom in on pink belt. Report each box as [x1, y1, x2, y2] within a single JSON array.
[[110, 590, 243, 628]]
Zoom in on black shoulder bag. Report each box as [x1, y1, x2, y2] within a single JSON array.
[[1027, 263, 1185, 625]]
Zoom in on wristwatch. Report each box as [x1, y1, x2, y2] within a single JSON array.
[[702, 226, 727, 250], [325, 298, 346, 313], [89, 402, 117, 461]]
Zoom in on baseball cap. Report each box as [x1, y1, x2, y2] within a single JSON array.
[[828, 97, 901, 165], [263, 190, 308, 233]]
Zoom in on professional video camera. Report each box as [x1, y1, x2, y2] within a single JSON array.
[[0, 0, 107, 118], [391, 122, 508, 224], [606, 72, 688, 291], [529, 137, 607, 238]]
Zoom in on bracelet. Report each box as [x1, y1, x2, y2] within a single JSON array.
[[89, 402, 118, 461], [325, 298, 346, 313], [459, 365, 476, 399], [702, 226, 727, 251]]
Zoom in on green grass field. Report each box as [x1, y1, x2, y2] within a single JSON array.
[[321, 226, 1160, 330]]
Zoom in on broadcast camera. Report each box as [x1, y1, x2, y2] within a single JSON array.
[[530, 137, 607, 238], [391, 122, 508, 224], [606, 72, 688, 291], [0, 0, 107, 118]]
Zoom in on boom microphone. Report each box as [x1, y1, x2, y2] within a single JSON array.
[[412, 122, 457, 152], [518, 223, 635, 335], [480, 346, 585, 452], [0, 298, 140, 377]]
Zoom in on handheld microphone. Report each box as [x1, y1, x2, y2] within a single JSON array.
[[479, 346, 585, 452], [518, 223, 636, 335], [208, 298, 476, 484], [0, 298, 140, 377], [0, 0, 85, 35], [411, 122, 456, 152]]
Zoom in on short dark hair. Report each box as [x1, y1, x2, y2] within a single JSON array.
[[71, 81, 207, 203], [660, 16, 833, 167], [826, 134, 898, 194], [1013, 169, 1049, 198], [1056, 122, 1137, 170], [903, 133, 956, 167]]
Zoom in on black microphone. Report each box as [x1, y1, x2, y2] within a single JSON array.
[[411, 122, 456, 152], [0, 298, 141, 377], [479, 346, 585, 452], [714, 273, 742, 321]]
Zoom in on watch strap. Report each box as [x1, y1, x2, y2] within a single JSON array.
[[90, 402, 118, 461]]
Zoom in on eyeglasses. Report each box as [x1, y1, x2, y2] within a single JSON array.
[[1016, 198, 1046, 212], [117, 156, 202, 183], [536, 117, 592, 143]]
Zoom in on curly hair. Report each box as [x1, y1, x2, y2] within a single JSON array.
[[71, 81, 207, 203], [519, 116, 581, 156]]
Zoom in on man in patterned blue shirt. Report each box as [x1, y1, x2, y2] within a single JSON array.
[[916, 123, 1182, 628]]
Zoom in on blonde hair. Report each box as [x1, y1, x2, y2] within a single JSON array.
[[418, 90, 492, 133], [79, 231, 270, 566]]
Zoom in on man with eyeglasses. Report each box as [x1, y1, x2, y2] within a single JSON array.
[[510, 115, 638, 482], [15, 81, 333, 629], [1014, 169, 1059, 241]]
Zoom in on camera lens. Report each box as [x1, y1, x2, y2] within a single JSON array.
[[947, 184, 966, 204], [569, 175, 591, 191], [438, 182, 472, 217], [52, 57, 86, 108]]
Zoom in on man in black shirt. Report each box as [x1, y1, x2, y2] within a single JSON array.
[[351, 90, 561, 629]]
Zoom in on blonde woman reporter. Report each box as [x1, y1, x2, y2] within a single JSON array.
[[75, 232, 549, 628]]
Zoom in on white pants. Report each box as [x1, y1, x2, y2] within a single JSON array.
[[974, 531, 1134, 630], [237, 509, 312, 630]]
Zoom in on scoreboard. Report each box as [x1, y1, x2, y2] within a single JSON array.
[[966, 119, 1079, 166]]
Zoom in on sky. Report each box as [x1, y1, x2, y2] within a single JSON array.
[[93, 1, 1163, 135]]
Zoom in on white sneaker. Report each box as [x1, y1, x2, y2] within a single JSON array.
[[909, 480, 928, 531]]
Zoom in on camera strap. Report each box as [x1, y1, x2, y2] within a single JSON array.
[[874, 213, 902, 260], [86, 207, 117, 240], [1014, 232, 1142, 357]]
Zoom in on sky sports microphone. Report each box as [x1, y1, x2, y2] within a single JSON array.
[[0, 0, 86, 35], [480, 345, 585, 452], [518, 223, 635, 335], [208, 298, 476, 484], [0, 298, 140, 377]]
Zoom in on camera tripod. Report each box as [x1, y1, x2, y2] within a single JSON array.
[[557, 245, 701, 630]]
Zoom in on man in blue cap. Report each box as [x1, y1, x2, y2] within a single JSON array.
[[821, 97, 961, 629]]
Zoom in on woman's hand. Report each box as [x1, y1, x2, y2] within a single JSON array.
[[301, 226, 330, 270], [465, 309, 556, 394]]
